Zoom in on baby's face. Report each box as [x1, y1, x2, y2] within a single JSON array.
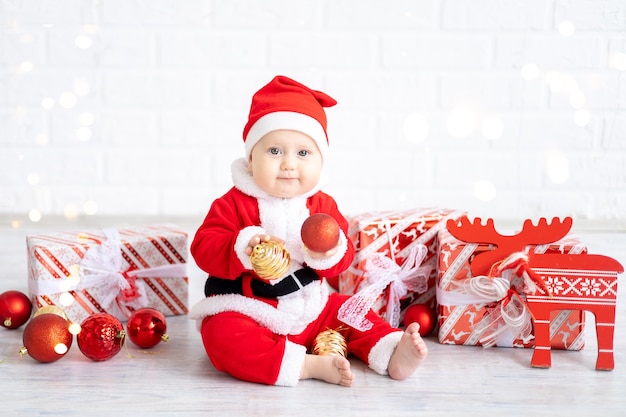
[[248, 130, 323, 198]]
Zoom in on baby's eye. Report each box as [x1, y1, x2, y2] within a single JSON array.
[[269, 147, 281, 155], [297, 150, 310, 157]]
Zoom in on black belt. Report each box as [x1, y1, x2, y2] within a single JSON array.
[[204, 267, 319, 299]]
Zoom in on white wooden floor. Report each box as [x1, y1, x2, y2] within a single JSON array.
[[1, 216, 625, 417]]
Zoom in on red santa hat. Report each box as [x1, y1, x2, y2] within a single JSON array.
[[242, 75, 337, 160]]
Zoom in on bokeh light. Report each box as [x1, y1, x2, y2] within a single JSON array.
[[574, 109, 591, 127], [447, 106, 476, 139], [76, 126, 92, 141], [521, 63, 540, 80], [546, 71, 578, 94], [36, 134, 49, 145], [481, 116, 504, 140], [15, 105, 27, 119], [54, 343, 69, 355], [610, 52, 626, 71], [26, 173, 40, 185], [59, 292, 75, 307], [29, 209, 42, 222], [403, 112, 430, 144], [69, 322, 82, 335], [59, 91, 78, 109], [83, 200, 98, 215], [558, 21, 575, 36], [545, 150, 570, 184], [64, 204, 80, 220], [41, 97, 55, 109], [79, 112, 95, 126], [474, 180, 497, 202], [19, 61, 33, 72], [74, 34, 93, 49], [73, 78, 91, 96], [569, 91, 586, 108]]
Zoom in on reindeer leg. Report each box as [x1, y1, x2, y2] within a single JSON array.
[[594, 305, 616, 371], [529, 303, 552, 368]]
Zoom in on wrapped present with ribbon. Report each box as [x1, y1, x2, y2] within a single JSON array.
[[27, 224, 188, 324], [436, 217, 586, 349], [338, 244, 431, 330], [338, 207, 466, 322]]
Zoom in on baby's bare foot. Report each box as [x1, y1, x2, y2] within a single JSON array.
[[301, 354, 354, 387], [387, 322, 428, 380]]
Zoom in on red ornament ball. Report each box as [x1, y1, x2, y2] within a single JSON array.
[[0, 290, 33, 329], [403, 303, 437, 337], [301, 213, 340, 253], [21, 313, 72, 363], [126, 308, 169, 349], [77, 313, 125, 361]]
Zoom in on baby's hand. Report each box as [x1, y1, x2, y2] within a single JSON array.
[[304, 243, 339, 260], [244, 234, 284, 256]]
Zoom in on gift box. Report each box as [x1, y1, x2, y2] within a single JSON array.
[[27, 224, 189, 324], [436, 227, 586, 349], [337, 208, 466, 327]]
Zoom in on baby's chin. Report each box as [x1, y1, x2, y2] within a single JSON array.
[[264, 183, 318, 199]]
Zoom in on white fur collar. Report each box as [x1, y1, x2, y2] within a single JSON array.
[[229, 157, 345, 279], [230, 158, 328, 200]]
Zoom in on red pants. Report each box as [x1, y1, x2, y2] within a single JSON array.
[[200, 292, 399, 385]]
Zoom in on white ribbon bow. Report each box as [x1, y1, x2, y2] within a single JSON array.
[[338, 244, 431, 331], [473, 289, 533, 348], [78, 228, 151, 316], [437, 273, 533, 347]]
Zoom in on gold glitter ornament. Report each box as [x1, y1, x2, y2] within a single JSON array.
[[250, 241, 290, 280], [313, 328, 348, 357], [33, 305, 69, 320]]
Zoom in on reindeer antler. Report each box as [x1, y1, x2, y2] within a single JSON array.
[[446, 216, 573, 276]]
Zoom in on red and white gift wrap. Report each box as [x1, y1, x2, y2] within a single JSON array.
[[436, 229, 586, 349], [338, 244, 431, 330], [27, 225, 188, 324], [338, 208, 465, 324]]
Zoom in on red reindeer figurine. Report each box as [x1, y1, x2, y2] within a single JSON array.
[[447, 216, 623, 371]]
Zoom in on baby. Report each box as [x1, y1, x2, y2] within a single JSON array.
[[188, 75, 427, 386]]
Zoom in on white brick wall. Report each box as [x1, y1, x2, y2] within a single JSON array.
[[1, 0, 625, 225]]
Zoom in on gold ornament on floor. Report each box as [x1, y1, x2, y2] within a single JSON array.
[[33, 305, 69, 320], [313, 328, 348, 358], [250, 241, 290, 280]]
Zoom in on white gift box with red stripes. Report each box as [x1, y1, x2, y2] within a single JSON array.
[[27, 224, 189, 324]]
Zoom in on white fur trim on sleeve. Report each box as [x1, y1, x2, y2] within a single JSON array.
[[235, 225, 266, 270], [302, 231, 349, 271], [367, 331, 403, 375], [274, 340, 307, 387]]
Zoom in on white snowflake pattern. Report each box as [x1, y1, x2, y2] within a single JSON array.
[[579, 278, 602, 296], [546, 276, 565, 295]]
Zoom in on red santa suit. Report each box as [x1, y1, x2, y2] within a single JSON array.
[[188, 159, 404, 386]]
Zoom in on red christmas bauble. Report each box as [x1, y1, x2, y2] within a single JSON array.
[[21, 313, 72, 362], [301, 213, 340, 253], [0, 290, 33, 329], [77, 313, 125, 361], [126, 308, 168, 349], [403, 303, 437, 336]]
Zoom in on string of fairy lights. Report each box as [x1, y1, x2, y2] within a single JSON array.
[[5, 15, 626, 225]]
